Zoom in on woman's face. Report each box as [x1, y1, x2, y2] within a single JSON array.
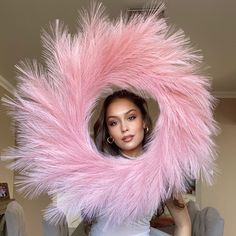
[[106, 98, 146, 157]]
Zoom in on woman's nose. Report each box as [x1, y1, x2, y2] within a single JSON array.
[[121, 121, 128, 132]]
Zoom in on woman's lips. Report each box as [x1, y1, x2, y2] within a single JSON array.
[[122, 135, 134, 142]]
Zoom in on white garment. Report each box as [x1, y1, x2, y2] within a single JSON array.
[[90, 215, 171, 236], [90, 214, 152, 236]]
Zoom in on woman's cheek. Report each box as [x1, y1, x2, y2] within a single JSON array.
[[109, 127, 119, 140]]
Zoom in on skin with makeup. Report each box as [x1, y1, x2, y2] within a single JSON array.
[[106, 98, 145, 157], [90, 90, 191, 236]]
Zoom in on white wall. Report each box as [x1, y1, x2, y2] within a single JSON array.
[[14, 190, 51, 236], [1, 85, 51, 236], [0, 86, 14, 198], [199, 98, 236, 236]]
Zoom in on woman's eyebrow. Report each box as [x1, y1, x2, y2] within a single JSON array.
[[107, 109, 137, 119]]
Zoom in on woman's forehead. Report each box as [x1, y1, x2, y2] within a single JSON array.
[[106, 98, 140, 117]]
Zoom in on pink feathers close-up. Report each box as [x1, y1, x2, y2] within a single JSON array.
[[2, 2, 218, 226]]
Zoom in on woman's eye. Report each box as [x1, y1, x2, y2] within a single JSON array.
[[109, 121, 117, 126], [128, 115, 136, 121]]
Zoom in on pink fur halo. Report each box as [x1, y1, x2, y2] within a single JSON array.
[[2, 2, 218, 225]]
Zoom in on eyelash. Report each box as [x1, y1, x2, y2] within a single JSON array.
[[108, 115, 136, 127], [128, 115, 136, 121]]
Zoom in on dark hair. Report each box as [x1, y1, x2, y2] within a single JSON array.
[[93, 89, 153, 156]]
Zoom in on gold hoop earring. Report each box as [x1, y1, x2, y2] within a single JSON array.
[[107, 136, 114, 144], [144, 127, 149, 134]]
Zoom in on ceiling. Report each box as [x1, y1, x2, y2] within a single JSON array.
[[0, 0, 236, 96]]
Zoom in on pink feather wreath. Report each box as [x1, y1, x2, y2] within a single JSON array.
[[2, 2, 218, 225]]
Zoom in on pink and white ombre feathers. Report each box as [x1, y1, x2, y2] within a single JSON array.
[[2, 2, 218, 225]]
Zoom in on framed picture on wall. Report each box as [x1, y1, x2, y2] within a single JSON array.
[[0, 183, 10, 201]]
